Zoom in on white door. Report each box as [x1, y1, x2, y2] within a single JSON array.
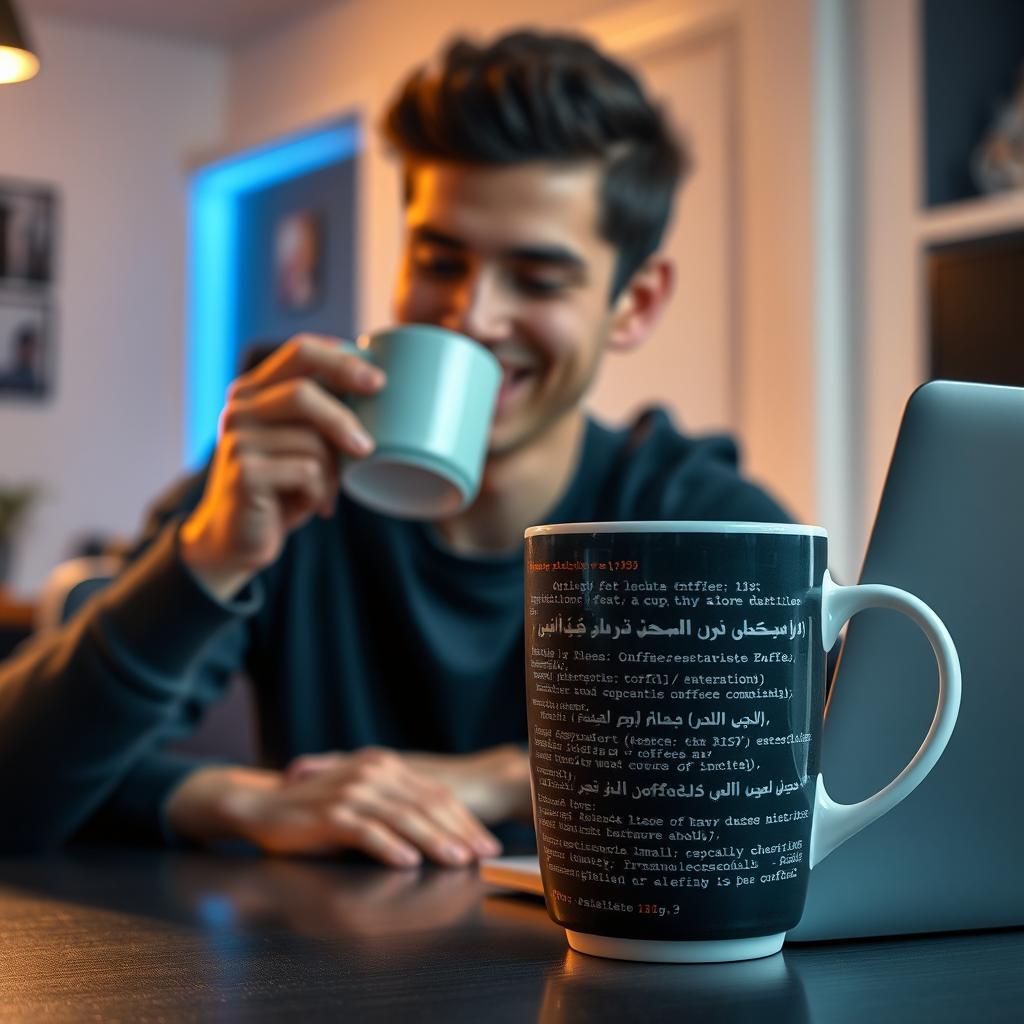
[[586, 29, 740, 438]]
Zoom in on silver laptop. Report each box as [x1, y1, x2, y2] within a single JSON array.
[[484, 380, 1024, 942]]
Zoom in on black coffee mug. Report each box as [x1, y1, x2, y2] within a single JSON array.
[[523, 522, 961, 963]]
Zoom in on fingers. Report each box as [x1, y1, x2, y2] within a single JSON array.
[[322, 750, 501, 866], [357, 757, 502, 864], [234, 333, 386, 399], [220, 428, 340, 518], [223, 376, 376, 460], [385, 765, 502, 858], [224, 425, 335, 460], [260, 749, 505, 868], [335, 787, 481, 866], [327, 807, 423, 868], [415, 790, 503, 859], [227, 453, 330, 529]]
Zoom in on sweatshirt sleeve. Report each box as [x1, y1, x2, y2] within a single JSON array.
[[0, 520, 261, 852]]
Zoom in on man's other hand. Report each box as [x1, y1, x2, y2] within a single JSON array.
[[286, 744, 533, 825], [165, 748, 503, 868]]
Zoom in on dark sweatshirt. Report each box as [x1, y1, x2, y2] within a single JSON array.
[[0, 409, 790, 851]]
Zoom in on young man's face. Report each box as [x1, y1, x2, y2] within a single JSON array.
[[392, 160, 621, 457]]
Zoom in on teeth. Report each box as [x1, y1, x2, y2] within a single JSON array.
[[498, 368, 530, 404]]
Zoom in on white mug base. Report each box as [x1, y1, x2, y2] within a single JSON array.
[[342, 452, 468, 520], [565, 929, 786, 963]]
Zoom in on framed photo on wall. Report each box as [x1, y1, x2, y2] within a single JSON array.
[[0, 179, 58, 400], [0, 181, 56, 287], [274, 209, 323, 311], [0, 299, 52, 397]]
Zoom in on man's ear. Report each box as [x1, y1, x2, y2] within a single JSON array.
[[606, 256, 675, 353]]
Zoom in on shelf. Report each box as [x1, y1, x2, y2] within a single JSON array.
[[0, 588, 35, 629], [917, 190, 1024, 247]]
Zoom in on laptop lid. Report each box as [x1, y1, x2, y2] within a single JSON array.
[[789, 379, 1024, 941]]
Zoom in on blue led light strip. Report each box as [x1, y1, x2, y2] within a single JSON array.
[[185, 120, 360, 466]]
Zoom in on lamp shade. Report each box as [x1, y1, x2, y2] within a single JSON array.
[[0, 0, 39, 84]]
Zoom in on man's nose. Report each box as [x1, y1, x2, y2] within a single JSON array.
[[439, 268, 513, 343]]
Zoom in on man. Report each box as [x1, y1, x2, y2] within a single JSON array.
[[0, 31, 788, 860]]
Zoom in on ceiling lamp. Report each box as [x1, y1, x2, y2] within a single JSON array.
[[0, 0, 39, 85]]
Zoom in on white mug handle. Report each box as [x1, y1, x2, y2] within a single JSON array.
[[809, 571, 962, 868]]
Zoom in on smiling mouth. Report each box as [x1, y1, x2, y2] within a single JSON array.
[[495, 365, 535, 414]]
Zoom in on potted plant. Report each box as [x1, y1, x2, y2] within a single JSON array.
[[0, 484, 39, 589]]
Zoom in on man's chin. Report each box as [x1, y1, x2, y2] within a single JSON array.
[[484, 413, 535, 460], [484, 432, 523, 460], [483, 405, 576, 462], [479, 395, 585, 460]]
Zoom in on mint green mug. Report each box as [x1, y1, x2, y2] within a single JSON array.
[[340, 325, 501, 519]]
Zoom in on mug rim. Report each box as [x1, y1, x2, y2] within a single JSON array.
[[524, 520, 827, 538], [357, 324, 501, 372]]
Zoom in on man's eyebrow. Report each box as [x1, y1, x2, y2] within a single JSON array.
[[411, 226, 586, 269], [505, 244, 586, 270], [411, 226, 466, 250]]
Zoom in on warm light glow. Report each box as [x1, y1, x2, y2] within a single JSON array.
[[0, 45, 38, 84]]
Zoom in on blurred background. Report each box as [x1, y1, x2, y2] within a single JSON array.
[[0, 0, 1021, 610]]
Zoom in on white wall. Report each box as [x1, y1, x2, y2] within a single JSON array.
[[222, 0, 820, 532], [0, 16, 226, 594]]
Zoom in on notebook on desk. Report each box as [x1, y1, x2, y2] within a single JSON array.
[[483, 380, 1024, 943]]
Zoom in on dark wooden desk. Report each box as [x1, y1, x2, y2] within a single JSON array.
[[0, 847, 1021, 1023]]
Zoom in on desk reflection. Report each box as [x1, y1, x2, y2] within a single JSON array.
[[164, 855, 483, 940], [538, 949, 808, 1023], [482, 895, 809, 1023]]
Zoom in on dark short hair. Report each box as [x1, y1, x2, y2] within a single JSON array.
[[382, 30, 690, 299]]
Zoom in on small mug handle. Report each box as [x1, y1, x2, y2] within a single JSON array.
[[809, 570, 962, 868]]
